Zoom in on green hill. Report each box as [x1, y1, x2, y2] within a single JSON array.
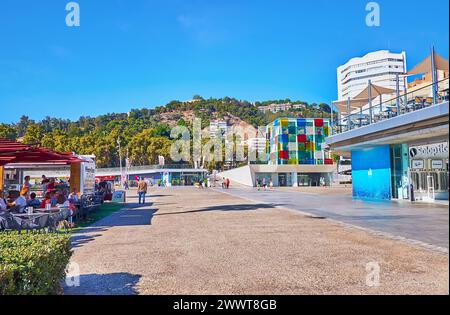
[[0, 97, 331, 168]]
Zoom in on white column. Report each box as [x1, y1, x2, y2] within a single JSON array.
[[292, 172, 298, 187]]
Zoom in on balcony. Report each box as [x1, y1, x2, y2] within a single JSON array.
[[331, 78, 449, 135]]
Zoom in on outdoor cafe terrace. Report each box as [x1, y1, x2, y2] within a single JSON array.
[[331, 52, 449, 135], [0, 140, 98, 233]]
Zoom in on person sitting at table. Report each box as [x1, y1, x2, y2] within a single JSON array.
[[27, 193, 41, 208], [50, 191, 58, 207], [57, 194, 74, 227], [0, 190, 7, 211], [68, 189, 79, 203], [46, 178, 56, 192], [56, 194, 70, 208], [8, 191, 28, 213], [40, 192, 51, 209]]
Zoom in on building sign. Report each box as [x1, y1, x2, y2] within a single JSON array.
[[409, 142, 449, 159], [431, 160, 444, 170], [411, 160, 424, 169]]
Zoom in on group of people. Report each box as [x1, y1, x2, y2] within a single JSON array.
[[256, 178, 273, 191], [221, 178, 231, 189], [0, 175, 80, 227]]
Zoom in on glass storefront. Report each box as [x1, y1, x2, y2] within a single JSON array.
[[297, 173, 325, 186], [409, 142, 449, 201], [255, 173, 272, 186], [278, 173, 292, 187]]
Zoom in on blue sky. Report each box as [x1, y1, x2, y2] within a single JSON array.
[[0, 0, 448, 123]]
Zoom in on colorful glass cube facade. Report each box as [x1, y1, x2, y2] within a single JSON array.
[[265, 118, 333, 165]]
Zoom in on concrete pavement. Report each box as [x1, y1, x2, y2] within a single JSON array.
[[65, 188, 448, 295], [214, 185, 449, 250]]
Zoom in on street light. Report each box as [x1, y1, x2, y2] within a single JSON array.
[[117, 137, 123, 188]]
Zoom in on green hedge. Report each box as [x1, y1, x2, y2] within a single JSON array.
[[0, 233, 72, 295]]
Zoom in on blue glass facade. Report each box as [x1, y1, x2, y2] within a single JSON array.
[[351, 145, 392, 200]]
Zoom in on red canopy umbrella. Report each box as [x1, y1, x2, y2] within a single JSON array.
[[0, 139, 84, 166]]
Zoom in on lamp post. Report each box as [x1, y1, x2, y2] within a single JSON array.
[[117, 137, 123, 188], [330, 101, 334, 135]]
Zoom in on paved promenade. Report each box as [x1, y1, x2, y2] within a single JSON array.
[[65, 188, 448, 295], [215, 185, 449, 249]]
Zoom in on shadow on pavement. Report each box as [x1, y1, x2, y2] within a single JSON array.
[[71, 233, 104, 249], [155, 203, 276, 216], [64, 272, 141, 295]]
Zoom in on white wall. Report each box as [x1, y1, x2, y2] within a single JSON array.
[[216, 165, 254, 187]]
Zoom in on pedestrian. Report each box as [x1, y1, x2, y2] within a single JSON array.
[[222, 177, 226, 189], [41, 175, 49, 195], [137, 177, 148, 204], [269, 179, 274, 190], [262, 178, 267, 191], [21, 176, 31, 198], [226, 178, 231, 189]]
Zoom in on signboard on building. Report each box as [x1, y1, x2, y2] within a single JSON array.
[[431, 160, 444, 170], [411, 160, 424, 169], [409, 142, 449, 159]]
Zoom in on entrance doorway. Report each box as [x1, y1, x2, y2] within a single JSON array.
[[278, 173, 292, 187], [390, 144, 409, 200]]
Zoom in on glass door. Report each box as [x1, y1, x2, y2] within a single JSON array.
[[391, 144, 409, 200]]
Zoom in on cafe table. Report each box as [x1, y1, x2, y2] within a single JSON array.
[[12, 212, 48, 219], [35, 207, 61, 214]]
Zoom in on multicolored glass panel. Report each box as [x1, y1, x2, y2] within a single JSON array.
[[265, 118, 332, 165]]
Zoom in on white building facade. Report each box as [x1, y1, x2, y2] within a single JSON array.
[[258, 103, 306, 113], [337, 50, 407, 100]]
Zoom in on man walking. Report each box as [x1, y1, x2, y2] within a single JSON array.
[[137, 177, 148, 204]]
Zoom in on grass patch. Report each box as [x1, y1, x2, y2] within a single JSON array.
[[74, 202, 124, 230]]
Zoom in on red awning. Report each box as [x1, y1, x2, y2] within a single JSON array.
[[0, 139, 84, 166]]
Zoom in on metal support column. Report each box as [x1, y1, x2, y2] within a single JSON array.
[[368, 80, 373, 124], [396, 73, 401, 115], [347, 97, 351, 130], [431, 46, 438, 104]]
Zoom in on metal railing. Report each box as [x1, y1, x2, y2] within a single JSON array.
[[332, 78, 449, 135], [97, 164, 205, 173]]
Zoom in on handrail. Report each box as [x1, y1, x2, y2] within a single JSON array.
[[331, 77, 449, 135], [97, 164, 206, 173]]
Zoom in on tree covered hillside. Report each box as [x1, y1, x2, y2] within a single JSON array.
[[0, 96, 331, 168]]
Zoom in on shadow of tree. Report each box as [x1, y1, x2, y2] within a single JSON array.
[[64, 272, 141, 295]]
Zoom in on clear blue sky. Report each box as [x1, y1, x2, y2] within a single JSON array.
[[0, 0, 448, 123]]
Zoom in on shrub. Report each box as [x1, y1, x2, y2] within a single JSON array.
[[0, 233, 72, 295]]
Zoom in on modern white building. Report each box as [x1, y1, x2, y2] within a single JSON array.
[[337, 50, 407, 100], [258, 103, 306, 113]]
